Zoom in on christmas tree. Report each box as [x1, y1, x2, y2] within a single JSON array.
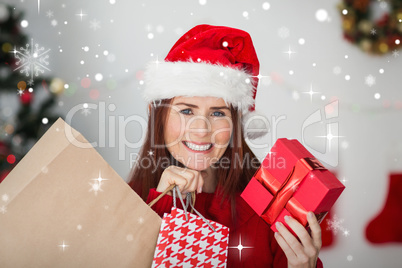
[[0, 4, 63, 182]]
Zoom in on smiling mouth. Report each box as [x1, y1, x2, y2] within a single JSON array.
[[182, 141, 213, 152]]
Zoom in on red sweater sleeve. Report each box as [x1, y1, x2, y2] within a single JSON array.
[[146, 188, 174, 218]]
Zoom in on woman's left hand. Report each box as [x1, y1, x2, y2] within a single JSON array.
[[274, 211, 322, 268]]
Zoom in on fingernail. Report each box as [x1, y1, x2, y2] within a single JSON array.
[[275, 221, 282, 229], [274, 232, 279, 238], [284, 215, 290, 222], [198, 186, 202, 193], [308, 212, 314, 219]]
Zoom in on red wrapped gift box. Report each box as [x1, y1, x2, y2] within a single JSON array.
[[241, 138, 345, 235]]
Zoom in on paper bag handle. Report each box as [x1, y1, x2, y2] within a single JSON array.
[[173, 186, 217, 232], [148, 184, 175, 208], [147, 184, 196, 213]]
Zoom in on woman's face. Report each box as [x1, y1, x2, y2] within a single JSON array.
[[163, 96, 233, 171]]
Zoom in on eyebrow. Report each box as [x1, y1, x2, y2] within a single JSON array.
[[174, 102, 231, 110]]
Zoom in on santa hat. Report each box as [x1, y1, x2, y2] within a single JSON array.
[[143, 24, 269, 140]]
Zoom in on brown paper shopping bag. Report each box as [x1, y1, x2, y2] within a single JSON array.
[[0, 118, 161, 268]]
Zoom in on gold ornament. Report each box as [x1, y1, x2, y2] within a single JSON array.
[[358, 20, 373, 34], [17, 81, 26, 90], [378, 41, 389, 54], [397, 10, 402, 21], [49, 78, 65, 95], [1, 42, 12, 53], [360, 39, 372, 52], [342, 17, 354, 32], [398, 23, 402, 33]]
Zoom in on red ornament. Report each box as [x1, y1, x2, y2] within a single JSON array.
[[20, 91, 33, 105], [387, 35, 401, 47], [376, 14, 390, 28], [343, 33, 354, 42], [6, 154, 16, 164]]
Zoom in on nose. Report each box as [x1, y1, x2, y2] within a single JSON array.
[[186, 115, 211, 139]]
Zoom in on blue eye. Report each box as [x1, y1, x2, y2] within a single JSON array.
[[180, 109, 192, 115], [212, 111, 225, 117]]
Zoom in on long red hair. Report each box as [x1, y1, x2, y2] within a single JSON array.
[[127, 98, 260, 219]]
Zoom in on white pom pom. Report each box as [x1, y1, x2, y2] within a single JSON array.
[[242, 110, 270, 140]]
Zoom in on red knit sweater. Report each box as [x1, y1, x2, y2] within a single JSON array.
[[147, 188, 324, 268]]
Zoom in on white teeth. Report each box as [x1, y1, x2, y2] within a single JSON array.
[[184, 142, 212, 151]]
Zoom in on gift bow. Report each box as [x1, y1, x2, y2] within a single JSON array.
[[257, 157, 326, 225]]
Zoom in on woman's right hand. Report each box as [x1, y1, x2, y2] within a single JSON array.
[[156, 165, 204, 197]]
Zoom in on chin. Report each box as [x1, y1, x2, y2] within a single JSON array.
[[176, 158, 212, 171], [170, 148, 220, 171]]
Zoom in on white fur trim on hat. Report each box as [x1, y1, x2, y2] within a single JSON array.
[[242, 110, 270, 140], [143, 61, 255, 112]]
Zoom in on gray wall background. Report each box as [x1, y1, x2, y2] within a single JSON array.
[[2, 0, 402, 267]]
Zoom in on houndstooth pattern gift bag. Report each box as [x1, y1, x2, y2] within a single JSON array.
[[151, 186, 229, 268]]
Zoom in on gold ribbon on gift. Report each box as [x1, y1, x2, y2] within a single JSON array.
[[257, 157, 326, 225]]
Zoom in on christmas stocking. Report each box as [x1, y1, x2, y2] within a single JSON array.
[[365, 173, 402, 244]]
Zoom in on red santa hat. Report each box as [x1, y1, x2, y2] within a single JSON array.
[[143, 24, 269, 140]]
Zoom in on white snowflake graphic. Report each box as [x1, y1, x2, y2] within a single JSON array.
[[333, 66, 342, 75], [302, 84, 320, 102], [326, 214, 349, 236], [1, 194, 9, 202], [392, 50, 399, 57], [11, 39, 51, 85], [365, 74, 376, 87], [46, 10, 54, 18], [17, 88, 24, 96], [0, 205, 7, 214], [81, 103, 91, 116], [370, 28, 376, 35], [89, 171, 108, 196], [228, 234, 253, 261], [126, 234, 134, 241], [284, 46, 296, 59], [278, 26, 290, 39], [58, 241, 69, 251], [89, 180, 103, 195], [81, 108, 92, 116], [90, 19, 101, 30], [76, 9, 87, 21]]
